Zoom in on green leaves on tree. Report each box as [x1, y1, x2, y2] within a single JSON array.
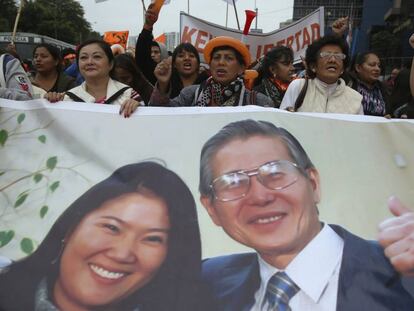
[[14, 192, 29, 208], [46, 156, 58, 170], [33, 173, 43, 183], [50, 181, 60, 193], [38, 135, 46, 144], [0, 231, 14, 247], [20, 238, 34, 254], [40, 205, 48, 218], [0, 129, 8, 146], [17, 113, 26, 124]]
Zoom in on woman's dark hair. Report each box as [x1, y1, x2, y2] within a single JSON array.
[[33, 43, 62, 72], [76, 39, 114, 76], [349, 51, 380, 73], [305, 34, 349, 79], [170, 43, 201, 98], [254, 46, 293, 86], [212, 45, 245, 66], [0, 162, 203, 310], [113, 54, 153, 104]]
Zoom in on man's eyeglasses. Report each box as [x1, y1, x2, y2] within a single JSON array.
[[319, 52, 346, 60], [210, 160, 302, 202]]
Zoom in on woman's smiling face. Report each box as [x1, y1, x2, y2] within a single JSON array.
[[54, 192, 170, 310]]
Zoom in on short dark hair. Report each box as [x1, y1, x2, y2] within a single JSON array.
[[76, 39, 114, 73], [33, 43, 62, 72], [305, 35, 349, 79], [199, 119, 315, 200], [0, 162, 203, 310], [211, 45, 245, 66], [255, 46, 294, 85]]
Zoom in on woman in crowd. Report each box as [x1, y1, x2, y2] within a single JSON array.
[[113, 53, 153, 105], [280, 34, 363, 114], [150, 36, 272, 107], [46, 39, 142, 118], [0, 162, 211, 311], [253, 46, 295, 108], [32, 43, 76, 94], [346, 51, 390, 116], [168, 43, 208, 98]]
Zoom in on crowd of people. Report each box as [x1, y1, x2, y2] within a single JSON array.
[[1, 6, 413, 118]]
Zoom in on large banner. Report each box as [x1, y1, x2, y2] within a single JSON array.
[[180, 7, 325, 63], [1, 99, 414, 261]]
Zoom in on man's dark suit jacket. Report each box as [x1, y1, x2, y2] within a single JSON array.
[[202, 225, 414, 311]]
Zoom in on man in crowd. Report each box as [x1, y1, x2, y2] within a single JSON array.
[[199, 119, 413, 310]]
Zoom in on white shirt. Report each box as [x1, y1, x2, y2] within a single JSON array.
[[250, 224, 344, 311]]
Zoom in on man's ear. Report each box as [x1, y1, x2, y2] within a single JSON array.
[[200, 195, 222, 227], [307, 168, 321, 204]]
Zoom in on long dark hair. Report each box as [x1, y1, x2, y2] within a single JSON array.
[[0, 162, 203, 310], [33, 43, 62, 72], [113, 54, 153, 104], [170, 43, 202, 98], [254, 46, 293, 86]]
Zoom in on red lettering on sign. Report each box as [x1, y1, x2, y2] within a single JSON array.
[[255, 45, 262, 59], [286, 36, 294, 49], [194, 30, 209, 52], [311, 23, 320, 42], [302, 27, 311, 49], [263, 44, 274, 55], [294, 30, 302, 52], [181, 26, 197, 43], [276, 39, 286, 46]]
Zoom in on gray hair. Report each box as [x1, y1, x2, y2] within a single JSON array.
[[199, 119, 315, 199]]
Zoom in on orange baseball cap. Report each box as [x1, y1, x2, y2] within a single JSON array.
[[204, 36, 251, 66]]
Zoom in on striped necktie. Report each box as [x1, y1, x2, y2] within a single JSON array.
[[264, 271, 300, 311]]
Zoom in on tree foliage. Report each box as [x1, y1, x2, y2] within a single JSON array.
[[3, 0, 100, 44], [370, 30, 400, 59], [0, 0, 18, 32]]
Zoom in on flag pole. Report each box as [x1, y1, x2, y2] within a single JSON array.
[[232, 0, 240, 30], [11, 0, 24, 44], [225, 3, 229, 27], [141, 0, 146, 13], [187, 0, 190, 14]]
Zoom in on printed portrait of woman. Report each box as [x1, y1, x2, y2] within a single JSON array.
[[0, 162, 212, 311]]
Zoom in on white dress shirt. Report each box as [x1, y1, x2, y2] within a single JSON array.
[[251, 224, 344, 311]]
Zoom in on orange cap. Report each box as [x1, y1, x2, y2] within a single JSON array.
[[204, 36, 251, 66]]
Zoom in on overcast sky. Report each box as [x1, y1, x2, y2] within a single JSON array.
[[77, 0, 294, 37]]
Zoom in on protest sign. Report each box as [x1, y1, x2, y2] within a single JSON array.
[[180, 7, 325, 63]]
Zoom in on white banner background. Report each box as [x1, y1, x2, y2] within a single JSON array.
[[1, 99, 413, 260], [180, 7, 325, 63]]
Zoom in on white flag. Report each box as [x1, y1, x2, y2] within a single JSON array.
[[222, 0, 239, 5]]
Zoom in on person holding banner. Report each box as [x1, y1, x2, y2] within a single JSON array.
[[280, 35, 363, 114], [253, 46, 295, 108], [45, 40, 143, 118], [0, 162, 212, 311], [199, 119, 413, 310], [135, 3, 169, 85], [151, 36, 272, 107]]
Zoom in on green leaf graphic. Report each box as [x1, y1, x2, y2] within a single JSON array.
[[33, 173, 43, 183], [0, 231, 14, 247], [14, 193, 29, 208], [46, 156, 57, 170], [50, 181, 60, 192], [17, 113, 26, 124], [20, 238, 34, 254], [0, 129, 8, 146], [38, 135, 46, 144], [40, 205, 48, 218]]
